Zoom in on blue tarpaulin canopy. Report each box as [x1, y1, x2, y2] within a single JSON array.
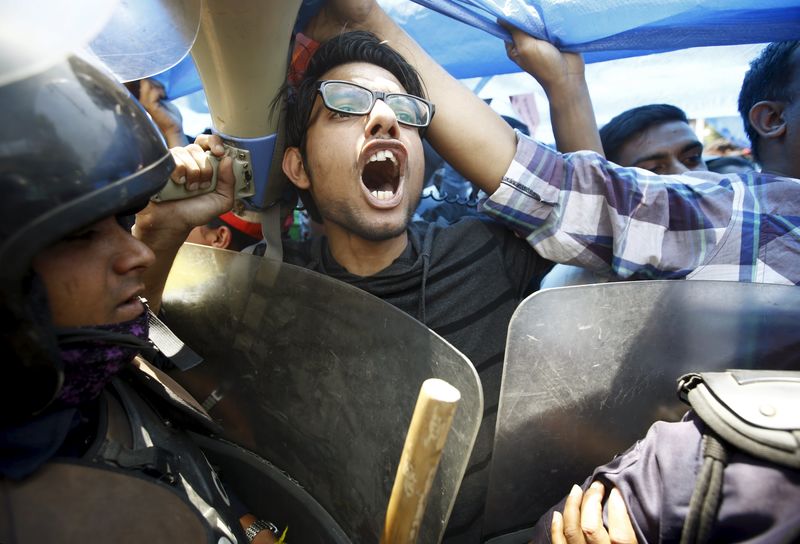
[[398, 0, 800, 76], [155, 0, 800, 98]]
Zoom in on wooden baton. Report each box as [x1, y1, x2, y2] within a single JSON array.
[[381, 378, 461, 544]]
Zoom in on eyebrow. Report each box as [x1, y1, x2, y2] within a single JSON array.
[[632, 141, 704, 166]]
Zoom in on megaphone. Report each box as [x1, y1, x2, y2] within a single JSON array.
[[77, 0, 302, 251], [190, 0, 303, 211]]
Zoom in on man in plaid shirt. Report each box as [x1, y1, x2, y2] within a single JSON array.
[[481, 40, 800, 286]]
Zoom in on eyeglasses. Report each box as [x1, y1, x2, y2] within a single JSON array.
[[315, 80, 435, 128]]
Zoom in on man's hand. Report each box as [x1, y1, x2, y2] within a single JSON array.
[[499, 20, 603, 155], [133, 134, 235, 312], [551, 482, 637, 544], [500, 21, 585, 95], [135, 134, 235, 246], [138, 79, 189, 148], [303, 0, 377, 42]]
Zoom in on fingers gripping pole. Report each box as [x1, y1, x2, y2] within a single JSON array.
[[381, 379, 461, 544]]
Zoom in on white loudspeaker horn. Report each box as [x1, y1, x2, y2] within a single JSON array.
[[191, 0, 303, 209]]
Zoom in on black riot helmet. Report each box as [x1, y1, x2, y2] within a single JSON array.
[[0, 54, 174, 423]]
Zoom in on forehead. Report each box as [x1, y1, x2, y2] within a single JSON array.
[[320, 62, 407, 94], [621, 120, 699, 159]]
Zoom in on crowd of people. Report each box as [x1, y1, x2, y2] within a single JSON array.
[[1, 0, 798, 542]]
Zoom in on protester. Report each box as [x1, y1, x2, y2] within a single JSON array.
[[540, 102, 708, 288], [275, 4, 625, 537], [487, 32, 800, 285], [599, 104, 707, 175], [187, 210, 263, 251]]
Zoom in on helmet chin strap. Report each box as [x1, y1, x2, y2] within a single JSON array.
[[56, 328, 155, 353], [55, 327, 153, 351]]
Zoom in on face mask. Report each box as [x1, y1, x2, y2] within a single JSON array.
[[55, 308, 151, 407]]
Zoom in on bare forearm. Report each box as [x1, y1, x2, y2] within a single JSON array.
[[165, 131, 190, 149], [501, 22, 603, 156], [545, 78, 603, 155]]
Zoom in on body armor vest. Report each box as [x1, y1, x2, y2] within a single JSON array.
[[0, 357, 248, 544]]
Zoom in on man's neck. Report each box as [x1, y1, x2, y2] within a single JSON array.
[[760, 165, 799, 180], [758, 147, 799, 179], [324, 222, 409, 277]]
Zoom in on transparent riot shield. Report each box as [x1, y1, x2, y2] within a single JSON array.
[[0, 0, 117, 87], [161, 244, 483, 543], [86, 0, 202, 82], [484, 280, 800, 542]]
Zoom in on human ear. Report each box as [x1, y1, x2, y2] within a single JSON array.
[[749, 100, 787, 140], [212, 226, 232, 249], [282, 146, 311, 190]]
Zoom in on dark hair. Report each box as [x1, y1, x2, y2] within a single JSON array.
[[599, 104, 689, 163], [281, 31, 426, 223], [737, 41, 800, 163], [285, 31, 426, 148], [208, 217, 261, 252]]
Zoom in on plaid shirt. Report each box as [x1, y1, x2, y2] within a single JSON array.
[[481, 133, 800, 285]]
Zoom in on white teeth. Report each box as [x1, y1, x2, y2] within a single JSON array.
[[370, 190, 396, 201], [368, 149, 397, 164]]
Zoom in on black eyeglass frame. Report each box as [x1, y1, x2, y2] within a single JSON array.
[[314, 79, 436, 129]]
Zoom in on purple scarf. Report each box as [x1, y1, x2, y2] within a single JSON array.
[[55, 309, 151, 407]]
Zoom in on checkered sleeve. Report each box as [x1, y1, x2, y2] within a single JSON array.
[[480, 132, 737, 279]]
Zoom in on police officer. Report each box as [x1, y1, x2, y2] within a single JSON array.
[[0, 53, 279, 543]]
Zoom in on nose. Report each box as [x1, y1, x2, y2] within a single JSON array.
[[365, 99, 400, 139], [113, 227, 156, 275]]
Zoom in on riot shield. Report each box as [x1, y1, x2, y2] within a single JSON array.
[[161, 244, 483, 543], [0, 0, 117, 87], [484, 280, 800, 542], [86, 0, 202, 82]]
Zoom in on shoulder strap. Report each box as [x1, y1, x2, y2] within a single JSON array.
[[127, 355, 222, 435], [679, 432, 728, 544]]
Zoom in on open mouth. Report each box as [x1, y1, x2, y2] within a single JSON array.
[[360, 146, 404, 207]]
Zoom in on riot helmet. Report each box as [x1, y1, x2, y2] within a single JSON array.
[[0, 54, 174, 422]]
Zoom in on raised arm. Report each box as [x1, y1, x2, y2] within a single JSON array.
[[138, 79, 190, 149], [501, 22, 603, 155], [304, 1, 517, 194], [133, 134, 235, 312]]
